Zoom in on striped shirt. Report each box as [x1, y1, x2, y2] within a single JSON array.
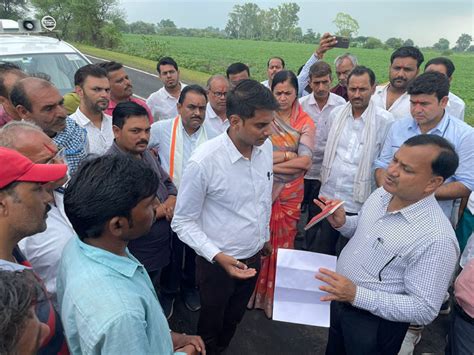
[[336, 187, 459, 325]]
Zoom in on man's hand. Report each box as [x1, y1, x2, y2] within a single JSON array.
[[155, 204, 167, 220], [213, 252, 257, 280], [315, 268, 356, 303], [172, 332, 206, 355], [261, 241, 273, 257], [313, 197, 346, 228], [315, 33, 337, 59], [163, 195, 177, 221]]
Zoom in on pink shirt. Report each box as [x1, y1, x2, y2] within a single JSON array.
[[105, 97, 153, 124], [455, 258, 474, 318]]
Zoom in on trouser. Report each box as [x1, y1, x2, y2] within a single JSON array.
[[160, 232, 197, 295], [196, 253, 261, 355], [445, 302, 474, 355], [326, 301, 409, 355], [303, 178, 321, 209]]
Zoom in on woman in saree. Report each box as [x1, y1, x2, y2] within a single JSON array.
[[249, 70, 315, 318]]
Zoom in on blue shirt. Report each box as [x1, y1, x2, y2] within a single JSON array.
[[374, 112, 474, 217], [57, 238, 182, 355]]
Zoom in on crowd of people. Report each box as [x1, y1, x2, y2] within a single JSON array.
[[0, 32, 473, 355]]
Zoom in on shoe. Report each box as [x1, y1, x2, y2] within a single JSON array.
[[183, 288, 201, 312], [398, 325, 423, 355], [159, 294, 175, 320], [439, 299, 451, 315]]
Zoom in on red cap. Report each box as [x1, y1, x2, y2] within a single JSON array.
[[0, 147, 68, 189]]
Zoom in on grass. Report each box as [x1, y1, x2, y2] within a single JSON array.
[[77, 35, 474, 125]]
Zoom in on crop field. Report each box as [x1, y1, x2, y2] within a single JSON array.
[[118, 34, 474, 124]]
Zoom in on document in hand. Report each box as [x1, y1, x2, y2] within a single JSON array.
[[273, 249, 337, 327], [304, 200, 344, 231]]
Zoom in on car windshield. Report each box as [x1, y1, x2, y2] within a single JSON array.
[[0, 52, 88, 95]]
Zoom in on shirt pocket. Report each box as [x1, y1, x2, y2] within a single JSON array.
[[361, 239, 400, 281]]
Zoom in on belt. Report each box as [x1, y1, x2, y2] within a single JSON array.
[[454, 301, 474, 325], [238, 251, 261, 266]]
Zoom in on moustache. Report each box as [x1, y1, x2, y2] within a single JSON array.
[[136, 140, 148, 145], [44, 204, 52, 217], [394, 77, 407, 82]]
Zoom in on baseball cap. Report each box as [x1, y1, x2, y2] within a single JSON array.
[[0, 147, 68, 189]]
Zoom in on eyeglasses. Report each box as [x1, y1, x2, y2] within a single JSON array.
[[45, 147, 66, 164], [211, 91, 227, 98]]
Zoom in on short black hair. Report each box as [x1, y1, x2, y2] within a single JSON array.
[[98, 61, 123, 75], [226, 79, 278, 120], [74, 64, 108, 86], [271, 70, 298, 93], [267, 56, 285, 68], [407, 71, 449, 101], [309, 61, 332, 80], [178, 84, 207, 104], [157, 57, 178, 73], [0, 269, 42, 354], [390, 46, 425, 68], [0, 63, 25, 98], [112, 101, 149, 128], [226, 62, 250, 78], [424, 57, 455, 78], [403, 134, 458, 180], [64, 155, 159, 240], [347, 66, 376, 86]]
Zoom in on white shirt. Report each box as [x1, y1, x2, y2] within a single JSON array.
[[204, 102, 229, 134], [319, 105, 394, 213], [261, 79, 270, 88], [447, 91, 465, 121], [18, 191, 75, 297], [70, 108, 113, 156], [149, 116, 218, 175], [171, 133, 273, 262], [146, 83, 187, 121], [299, 93, 347, 180], [373, 84, 411, 119]]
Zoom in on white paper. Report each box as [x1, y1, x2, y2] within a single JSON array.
[[273, 248, 337, 327]]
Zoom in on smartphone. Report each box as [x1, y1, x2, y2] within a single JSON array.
[[334, 36, 350, 49]]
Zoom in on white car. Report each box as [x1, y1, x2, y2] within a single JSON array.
[[0, 19, 90, 95]]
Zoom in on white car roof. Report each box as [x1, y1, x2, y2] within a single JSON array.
[[0, 34, 83, 56]]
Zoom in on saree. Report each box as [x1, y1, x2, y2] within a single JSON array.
[[248, 103, 315, 318]]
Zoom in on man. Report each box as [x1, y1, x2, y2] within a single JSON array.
[[0, 63, 27, 127], [316, 134, 460, 355], [0, 146, 68, 354], [204, 75, 230, 134], [57, 155, 205, 354], [10, 77, 88, 175], [172, 79, 278, 354], [107, 102, 177, 310], [0, 269, 51, 355], [313, 66, 394, 256], [373, 46, 424, 119], [147, 57, 187, 121], [261, 57, 285, 89], [226, 62, 250, 87], [424, 57, 465, 121], [99, 61, 153, 123], [0, 121, 75, 298], [70, 64, 113, 156], [149, 85, 217, 314], [375, 71, 474, 219], [297, 33, 357, 99], [299, 61, 346, 249]]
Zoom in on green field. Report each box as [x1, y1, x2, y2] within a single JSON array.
[[99, 34, 474, 124]]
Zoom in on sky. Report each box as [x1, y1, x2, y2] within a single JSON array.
[[120, 0, 473, 47]]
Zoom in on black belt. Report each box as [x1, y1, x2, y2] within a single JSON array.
[[454, 301, 474, 325], [238, 251, 261, 266]]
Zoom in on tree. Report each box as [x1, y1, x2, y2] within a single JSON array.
[[467, 45, 474, 52], [1, 0, 28, 19], [403, 39, 414, 46], [453, 33, 472, 52], [129, 21, 156, 35], [302, 28, 316, 44], [31, 0, 124, 47], [363, 37, 384, 49], [157, 19, 176, 29], [385, 37, 403, 49], [433, 38, 450, 51], [275, 2, 300, 41], [224, 3, 262, 40], [333, 12, 359, 38]]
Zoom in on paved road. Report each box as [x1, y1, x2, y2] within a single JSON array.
[[87, 54, 448, 355], [86, 55, 162, 100]]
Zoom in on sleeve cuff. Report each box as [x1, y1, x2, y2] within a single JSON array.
[[201, 241, 222, 263], [352, 286, 376, 312]]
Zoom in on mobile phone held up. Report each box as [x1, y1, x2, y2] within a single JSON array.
[[333, 36, 350, 49]]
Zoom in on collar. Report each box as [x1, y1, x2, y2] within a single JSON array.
[[224, 132, 264, 164], [0, 259, 29, 271], [408, 111, 450, 134], [161, 82, 185, 99], [178, 115, 203, 138], [73, 108, 110, 127], [380, 188, 436, 224], [76, 238, 141, 278]]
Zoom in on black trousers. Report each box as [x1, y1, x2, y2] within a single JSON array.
[[326, 301, 409, 355], [445, 302, 474, 355], [196, 254, 261, 355]]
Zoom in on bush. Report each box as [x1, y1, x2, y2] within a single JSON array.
[[100, 24, 123, 49], [441, 49, 453, 56]]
